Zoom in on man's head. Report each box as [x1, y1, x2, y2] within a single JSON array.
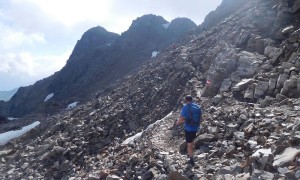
[[185, 95, 193, 103]]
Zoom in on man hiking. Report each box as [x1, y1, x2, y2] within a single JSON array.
[[176, 95, 202, 166]]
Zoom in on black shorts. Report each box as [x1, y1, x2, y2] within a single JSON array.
[[185, 130, 197, 143]]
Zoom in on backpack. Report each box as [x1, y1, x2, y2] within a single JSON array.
[[185, 104, 201, 127]]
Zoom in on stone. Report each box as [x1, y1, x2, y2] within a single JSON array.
[[273, 147, 300, 167], [0, 150, 13, 157], [254, 88, 265, 99], [295, 170, 300, 179], [220, 79, 232, 93], [276, 73, 289, 89], [252, 169, 274, 179], [142, 170, 154, 180], [281, 77, 298, 97], [276, 94, 287, 101], [213, 94, 223, 104], [59, 160, 70, 172], [236, 52, 261, 78], [88, 174, 99, 180], [293, 0, 300, 13], [290, 29, 300, 43], [264, 46, 283, 64], [256, 81, 269, 92], [194, 134, 217, 148], [244, 88, 254, 99], [268, 78, 277, 94], [106, 175, 122, 180], [234, 132, 244, 140], [167, 171, 188, 180], [281, 62, 294, 69], [260, 96, 274, 107], [232, 79, 254, 91]]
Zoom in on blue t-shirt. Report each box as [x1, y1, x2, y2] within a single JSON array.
[[181, 102, 202, 132]]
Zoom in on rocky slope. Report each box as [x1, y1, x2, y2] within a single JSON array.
[[0, 15, 196, 118], [0, 0, 300, 179]]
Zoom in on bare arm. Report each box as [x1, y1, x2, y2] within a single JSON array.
[[176, 116, 185, 126]]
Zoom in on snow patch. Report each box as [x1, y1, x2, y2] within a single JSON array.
[[122, 132, 143, 145], [44, 93, 54, 102], [152, 51, 159, 58], [122, 112, 173, 145], [7, 117, 18, 121], [66, 102, 78, 110], [0, 121, 40, 146], [162, 23, 170, 29]]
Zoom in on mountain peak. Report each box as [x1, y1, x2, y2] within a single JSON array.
[[70, 26, 119, 59]]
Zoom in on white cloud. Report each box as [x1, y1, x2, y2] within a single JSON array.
[[0, 50, 70, 77]]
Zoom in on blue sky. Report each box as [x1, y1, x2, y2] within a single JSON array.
[[0, 0, 222, 91]]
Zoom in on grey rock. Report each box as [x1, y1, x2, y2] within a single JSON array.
[[88, 174, 99, 180], [276, 93, 287, 101], [106, 175, 122, 180], [264, 46, 283, 64], [234, 132, 245, 140], [59, 160, 70, 172], [167, 171, 188, 180], [273, 147, 300, 167], [194, 134, 217, 148], [142, 170, 154, 180], [220, 79, 232, 93], [290, 29, 300, 43], [232, 79, 254, 91], [244, 88, 254, 99], [276, 73, 289, 89], [295, 170, 300, 179], [293, 0, 300, 13], [213, 94, 223, 105], [280, 77, 299, 97]]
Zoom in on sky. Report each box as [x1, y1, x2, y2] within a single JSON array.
[[0, 0, 222, 91]]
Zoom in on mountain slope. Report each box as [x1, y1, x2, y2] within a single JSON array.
[[0, 15, 196, 117]]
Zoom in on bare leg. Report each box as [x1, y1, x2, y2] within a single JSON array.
[[187, 142, 195, 166], [187, 142, 194, 157]]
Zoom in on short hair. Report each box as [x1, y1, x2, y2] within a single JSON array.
[[185, 95, 193, 102]]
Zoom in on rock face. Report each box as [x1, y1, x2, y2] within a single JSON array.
[[0, 15, 196, 117], [0, 0, 300, 179]]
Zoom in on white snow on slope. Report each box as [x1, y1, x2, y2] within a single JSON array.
[[44, 93, 54, 102], [162, 23, 170, 29], [0, 121, 40, 146], [152, 51, 159, 58], [66, 102, 78, 110], [122, 112, 173, 145], [7, 117, 18, 121]]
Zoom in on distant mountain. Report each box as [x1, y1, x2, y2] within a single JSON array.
[[0, 14, 196, 117], [0, 88, 18, 102]]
